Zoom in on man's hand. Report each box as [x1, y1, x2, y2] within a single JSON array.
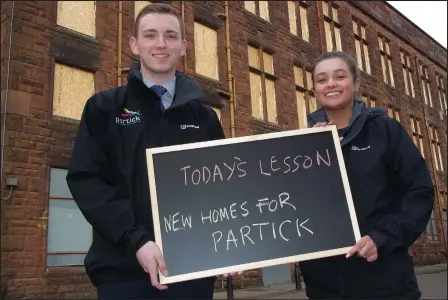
[[136, 241, 168, 290], [346, 235, 378, 262], [222, 271, 243, 278]]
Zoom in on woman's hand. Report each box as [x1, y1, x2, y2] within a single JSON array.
[[346, 235, 378, 262], [313, 120, 343, 143]]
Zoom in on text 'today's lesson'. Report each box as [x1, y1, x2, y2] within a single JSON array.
[[180, 149, 332, 186]]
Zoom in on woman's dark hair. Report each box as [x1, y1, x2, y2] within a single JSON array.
[[311, 51, 360, 85]]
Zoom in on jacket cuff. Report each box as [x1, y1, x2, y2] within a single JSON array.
[[123, 226, 151, 253], [367, 230, 387, 250]]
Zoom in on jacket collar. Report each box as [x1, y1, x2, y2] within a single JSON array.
[[307, 100, 386, 146], [126, 62, 204, 108]]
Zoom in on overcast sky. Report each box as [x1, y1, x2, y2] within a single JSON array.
[[387, 1, 447, 48]]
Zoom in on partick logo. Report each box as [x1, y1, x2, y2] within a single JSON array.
[[116, 108, 142, 126]]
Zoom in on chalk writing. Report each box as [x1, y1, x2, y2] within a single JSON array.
[[180, 157, 247, 186]]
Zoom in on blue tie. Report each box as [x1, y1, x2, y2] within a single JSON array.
[[150, 85, 167, 110]]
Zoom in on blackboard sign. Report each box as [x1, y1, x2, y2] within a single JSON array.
[[146, 126, 360, 284]]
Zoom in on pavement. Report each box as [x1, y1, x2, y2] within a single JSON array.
[[213, 263, 447, 299]]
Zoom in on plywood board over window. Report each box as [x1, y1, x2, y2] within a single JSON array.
[[244, 1, 270, 22], [322, 1, 342, 51], [211, 106, 221, 122], [294, 66, 316, 129], [135, 1, 151, 19], [57, 1, 96, 37], [248, 45, 277, 124], [52, 63, 95, 120], [194, 23, 219, 80]]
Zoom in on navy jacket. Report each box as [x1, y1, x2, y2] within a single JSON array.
[[300, 101, 434, 299], [66, 66, 224, 286]]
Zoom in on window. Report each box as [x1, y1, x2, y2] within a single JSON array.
[[400, 51, 415, 98], [288, 1, 309, 42], [387, 106, 400, 122], [440, 191, 447, 231], [360, 93, 376, 108], [194, 23, 219, 80], [56, 1, 96, 37], [294, 66, 316, 128], [352, 20, 371, 74], [135, 1, 151, 19], [248, 46, 277, 123], [417, 61, 433, 107], [52, 63, 95, 120], [378, 36, 394, 87], [426, 209, 439, 242], [322, 2, 342, 51], [244, 1, 270, 22], [409, 116, 425, 158], [436, 73, 447, 111], [428, 125, 444, 172], [211, 106, 221, 122], [47, 168, 92, 266]]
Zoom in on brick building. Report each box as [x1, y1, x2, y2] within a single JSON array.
[[1, 0, 446, 298]]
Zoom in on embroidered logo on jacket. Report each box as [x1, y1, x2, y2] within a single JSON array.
[[116, 108, 142, 126], [180, 124, 200, 129], [351, 145, 371, 151]]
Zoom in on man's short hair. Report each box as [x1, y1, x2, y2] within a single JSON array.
[[133, 3, 185, 39]]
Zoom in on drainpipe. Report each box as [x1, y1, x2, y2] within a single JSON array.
[[181, 1, 187, 74], [117, 1, 123, 86], [224, 1, 236, 138], [1, 1, 15, 187], [415, 56, 447, 253]]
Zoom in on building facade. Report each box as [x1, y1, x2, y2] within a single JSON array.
[[1, 1, 446, 298]]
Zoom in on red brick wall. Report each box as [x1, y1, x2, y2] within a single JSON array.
[[1, 1, 447, 299]]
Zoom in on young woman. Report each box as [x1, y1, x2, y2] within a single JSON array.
[[299, 51, 435, 300]]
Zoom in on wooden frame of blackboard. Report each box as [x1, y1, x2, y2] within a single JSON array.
[[146, 125, 360, 284]]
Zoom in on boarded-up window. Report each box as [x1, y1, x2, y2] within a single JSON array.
[[378, 36, 395, 87], [410, 116, 425, 158], [294, 66, 316, 128], [418, 61, 433, 107], [211, 106, 221, 122], [400, 50, 415, 98], [47, 168, 92, 266], [57, 1, 96, 37], [322, 2, 341, 51], [244, 1, 269, 22], [288, 1, 309, 42], [52, 63, 95, 120], [429, 125, 444, 172], [387, 106, 400, 122], [436, 73, 447, 111], [135, 1, 151, 19], [194, 23, 219, 80], [352, 19, 371, 74], [248, 45, 277, 123], [360, 93, 376, 108]]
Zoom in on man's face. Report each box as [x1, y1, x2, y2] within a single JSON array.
[[130, 13, 185, 76]]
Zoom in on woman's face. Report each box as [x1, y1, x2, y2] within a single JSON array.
[[313, 58, 359, 110]]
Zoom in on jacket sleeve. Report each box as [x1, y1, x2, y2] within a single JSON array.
[[66, 94, 151, 253], [368, 117, 434, 254]]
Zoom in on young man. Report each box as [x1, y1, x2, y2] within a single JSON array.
[[66, 3, 224, 299]]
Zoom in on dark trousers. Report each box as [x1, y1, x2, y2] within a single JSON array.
[[97, 277, 215, 300]]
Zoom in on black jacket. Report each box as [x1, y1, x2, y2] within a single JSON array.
[[66, 67, 224, 286], [300, 101, 434, 299]]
